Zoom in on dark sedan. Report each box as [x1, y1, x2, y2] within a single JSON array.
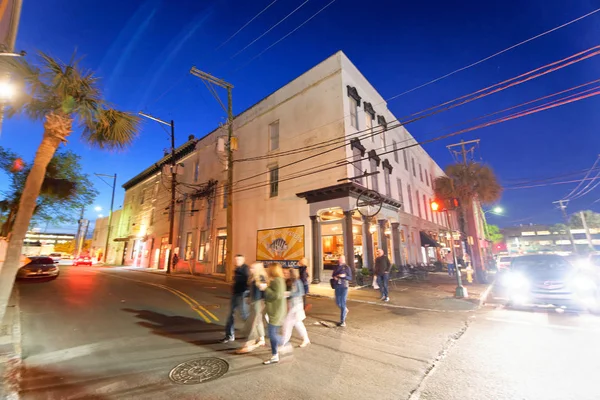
[[17, 256, 60, 280], [504, 254, 598, 311]]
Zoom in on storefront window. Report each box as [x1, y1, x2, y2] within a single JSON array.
[[321, 222, 344, 270]]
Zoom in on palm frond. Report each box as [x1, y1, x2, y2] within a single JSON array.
[[434, 162, 502, 205], [81, 108, 140, 150]]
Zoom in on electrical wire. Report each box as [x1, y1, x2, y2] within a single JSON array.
[[235, 46, 600, 164], [236, 0, 337, 71], [562, 155, 600, 200], [216, 0, 280, 50], [231, 0, 311, 59]]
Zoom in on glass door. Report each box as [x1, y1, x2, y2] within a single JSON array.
[[216, 237, 227, 274]]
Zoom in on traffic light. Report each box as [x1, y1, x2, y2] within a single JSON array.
[[430, 200, 441, 212], [10, 158, 24, 172], [451, 198, 460, 209]]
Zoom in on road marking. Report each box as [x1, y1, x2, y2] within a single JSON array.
[[486, 316, 600, 332], [96, 271, 217, 323]]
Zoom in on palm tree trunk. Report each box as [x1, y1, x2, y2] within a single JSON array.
[[465, 201, 486, 283], [0, 124, 65, 323]]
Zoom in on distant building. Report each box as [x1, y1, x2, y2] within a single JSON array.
[[90, 210, 123, 264], [502, 224, 600, 254], [22, 231, 76, 256]]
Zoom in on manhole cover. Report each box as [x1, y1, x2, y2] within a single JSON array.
[[169, 358, 229, 385]]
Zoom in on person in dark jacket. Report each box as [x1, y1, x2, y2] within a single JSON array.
[[298, 258, 310, 309], [332, 255, 352, 327], [374, 249, 391, 302], [220, 254, 250, 343]]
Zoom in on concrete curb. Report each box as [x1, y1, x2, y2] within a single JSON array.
[[1, 286, 22, 400], [113, 267, 227, 286]]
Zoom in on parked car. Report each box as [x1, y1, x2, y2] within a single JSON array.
[[49, 253, 63, 262], [496, 256, 513, 271], [504, 254, 598, 311], [73, 255, 92, 266], [17, 256, 60, 280]]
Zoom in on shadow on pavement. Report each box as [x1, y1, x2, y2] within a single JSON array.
[[20, 365, 109, 399], [122, 308, 229, 347]]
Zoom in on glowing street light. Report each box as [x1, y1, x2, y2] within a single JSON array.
[[0, 81, 15, 101], [94, 206, 102, 212], [484, 206, 503, 215]]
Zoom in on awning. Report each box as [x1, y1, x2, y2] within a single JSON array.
[[113, 237, 130, 242], [420, 231, 441, 247]]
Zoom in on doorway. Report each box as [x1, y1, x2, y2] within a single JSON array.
[[215, 228, 227, 274]]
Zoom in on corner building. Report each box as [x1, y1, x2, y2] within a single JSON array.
[[118, 51, 457, 282]]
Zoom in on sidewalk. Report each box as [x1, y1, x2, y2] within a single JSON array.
[[0, 287, 21, 400], [309, 272, 493, 312]]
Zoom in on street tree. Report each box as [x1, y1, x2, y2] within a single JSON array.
[[0, 52, 140, 323], [486, 224, 503, 243], [434, 162, 502, 280], [569, 210, 600, 229], [0, 146, 98, 236]]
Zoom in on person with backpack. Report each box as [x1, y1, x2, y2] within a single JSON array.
[[220, 254, 250, 343], [332, 255, 352, 327]]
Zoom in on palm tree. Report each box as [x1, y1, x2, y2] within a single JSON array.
[[0, 52, 140, 321], [434, 162, 502, 281]]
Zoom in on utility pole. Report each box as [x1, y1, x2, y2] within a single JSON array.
[[446, 139, 480, 164], [190, 67, 235, 283], [580, 211, 594, 251], [139, 112, 176, 274], [553, 200, 578, 254], [95, 173, 117, 264], [445, 209, 467, 299]]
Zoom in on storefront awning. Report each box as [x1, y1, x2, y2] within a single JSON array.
[[420, 231, 441, 247]]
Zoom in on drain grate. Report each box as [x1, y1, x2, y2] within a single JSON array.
[[169, 357, 229, 385]]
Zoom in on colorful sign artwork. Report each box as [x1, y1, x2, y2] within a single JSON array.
[[256, 225, 305, 268]]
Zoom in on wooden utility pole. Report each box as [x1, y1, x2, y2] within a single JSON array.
[[189, 67, 235, 282], [553, 200, 577, 253], [580, 211, 595, 251]]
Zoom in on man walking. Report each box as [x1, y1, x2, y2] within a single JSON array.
[[374, 249, 391, 302], [332, 255, 352, 327], [220, 254, 250, 343]]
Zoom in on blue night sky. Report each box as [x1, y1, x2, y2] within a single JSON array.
[[2, 0, 600, 232]]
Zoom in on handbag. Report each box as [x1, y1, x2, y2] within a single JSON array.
[[330, 278, 336, 289]]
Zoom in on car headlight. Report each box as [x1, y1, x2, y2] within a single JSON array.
[[505, 272, 530, 289], [572, 275, 596, 291]]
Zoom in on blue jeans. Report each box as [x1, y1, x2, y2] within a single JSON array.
[[267, 323, 282, 355], [377, 274, 389, 298], [335, 286, 348, 323], [447, 264, 456, 277], [225, 292, 249, 338]]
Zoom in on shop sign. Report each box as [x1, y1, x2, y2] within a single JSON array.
[[257, 225, 305, 268]]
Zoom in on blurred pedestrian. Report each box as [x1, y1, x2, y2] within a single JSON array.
[[261, 263, 287, 365], [220, 254, 250, 343], [445, 251, 455, 277], [374, 249, 391, 302], [332, 255, 352, 327], [282, 268, 310, 348], [298, 258, 311, 310], [237, 262, 268, 354]]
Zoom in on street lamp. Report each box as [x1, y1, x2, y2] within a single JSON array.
[[0, 81, 15, 101], [94, 173, 117, 265], [484, 206, 503, 215]]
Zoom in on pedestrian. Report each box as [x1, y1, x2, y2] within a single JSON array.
[[282, 268, 310, 348], [220, 254, 250, 343], [332, 255, 352, 327], [298, 258, 311, 310], [445, 251, 455, 277], [172, 253, 179, 269], [261, 263, 287, 365], [236, 262, 268, 354], [374, 249, 391, 302]]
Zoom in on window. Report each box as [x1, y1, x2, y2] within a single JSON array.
[[407, 185, 414, 214], [184, 232, 193, 261], [269, 121, 279, 151], [430, 174, 434, 188], [423, 194, 428, 221], [140, 189, 145, 205], [419, 164, 423, 182], [365, 113, 373, 141], [382, 132, 387, 150], [223, 184, 228, 209], [397, 179, 403, 203], [149, 208, 155, 226], [384, 168, 391, 197], [370, 159, 379, 192], [191, 198, 196, 216], [269, 166, 279, 197], [416, 190, 422, 218], [403, 150, 408, 170], [393, 141, 399, 163], [206, 198, 213, 227], [198, 230, 208, 262], [353, 147, 363, 185], [350, 97, 359, 129], [425, 170, 429, 186], [412, 158, 416, 177], [193, 160, 200, 182]]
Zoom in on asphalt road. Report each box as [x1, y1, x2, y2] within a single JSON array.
[[15, 267, 600, 399]]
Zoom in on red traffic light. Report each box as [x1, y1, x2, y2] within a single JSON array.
[[451, 198, 460, 208], [10, 158, 24, 172]]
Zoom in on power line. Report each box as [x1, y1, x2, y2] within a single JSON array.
[[562, 155, 600, 200], [385, 7, 600, 102], [236, 0, 337, 71], [231, 0, 311, 59], [216, 0, 280, 50]]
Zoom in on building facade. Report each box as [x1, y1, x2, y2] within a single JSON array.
[[113, 51, 459, 280], [503, 224, 600, 255]]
